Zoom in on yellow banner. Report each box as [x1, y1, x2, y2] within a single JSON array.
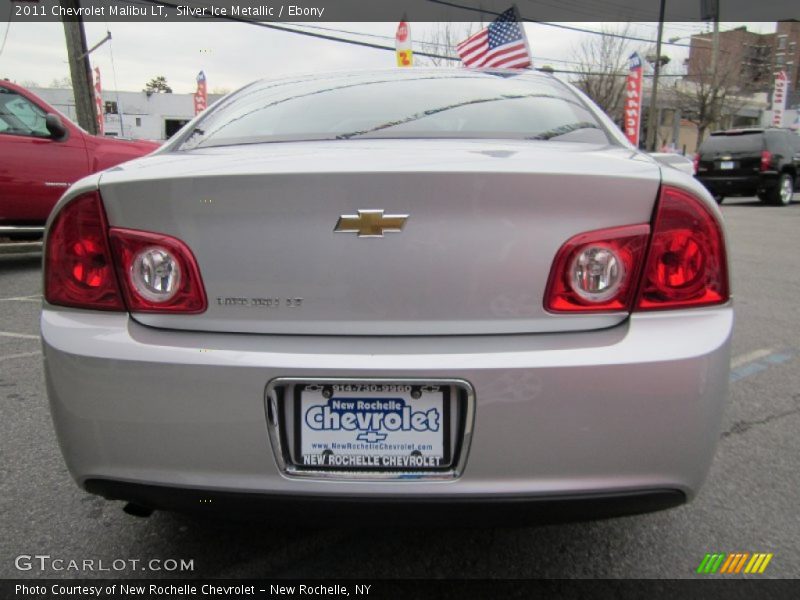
[[396, 49, 413, 67]]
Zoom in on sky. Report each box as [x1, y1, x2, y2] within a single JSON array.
[[0, 18, 778, 94]]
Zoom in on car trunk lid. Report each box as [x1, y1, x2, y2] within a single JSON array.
[[99, 140, 661, 335]]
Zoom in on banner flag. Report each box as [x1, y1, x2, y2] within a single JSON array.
[[396, 20, 413, 67], [194, 71, 208, 115], [771, 71, 787, 128], [623, 52, 644, 147], [93, 67, 104, 136]]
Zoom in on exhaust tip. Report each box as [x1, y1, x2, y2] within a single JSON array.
[[123, 502, 154, 518]]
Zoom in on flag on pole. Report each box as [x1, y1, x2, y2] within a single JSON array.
[[623, 52, 644, 148], [456, 7, 532, 69], [395, 20, 413, 67], [194, 71, 208, 115], [93, 67, 104, 136], [771, 71, 787, 128]]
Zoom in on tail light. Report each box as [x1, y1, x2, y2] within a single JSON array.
[[760, 150, 773, 171], [108, 229, 207, 313], [545, 186, 728, 313], [45, 191, 206, 314], [45, 192, 125, 311], [544, 225, 650, 312], [636, 186, 728, 310]]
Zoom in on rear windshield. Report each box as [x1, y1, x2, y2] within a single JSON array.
[[699, 133, 764, 154], [178, 72, 611, 149]]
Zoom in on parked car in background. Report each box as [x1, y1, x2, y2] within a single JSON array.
[[695, 128, 800, 205], [0, 80, 159, 238], [42, 70, 731, 522], [649, 152, 695, 176]]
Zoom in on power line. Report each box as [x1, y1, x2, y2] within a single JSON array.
[[106, 30, 126, 136], [139, 0, 458, 59], [0, 12, 12, 58], [133, 0, 687, 80], [283, 21, 603, 68], [428, 0, 693, 47]]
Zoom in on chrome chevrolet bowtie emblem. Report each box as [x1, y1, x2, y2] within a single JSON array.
[[334, 209, 409, 238]]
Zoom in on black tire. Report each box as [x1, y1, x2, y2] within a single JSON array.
[[765, 173, 794, 206]]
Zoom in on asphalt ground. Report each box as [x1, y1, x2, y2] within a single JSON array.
[[1, 196, 799, 580]]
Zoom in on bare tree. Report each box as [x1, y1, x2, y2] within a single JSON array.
[[48, 76, 73, 88], [670, 48, 757, 151], [571, 26, 639, 124], [414, 23, 476, 67]]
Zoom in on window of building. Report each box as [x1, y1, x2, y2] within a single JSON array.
[[135, 117, 142, 127], [777, 55, 785, 65], [777, 36, 787, 50], [104, 101, 118, 114], [164, 118, 190, 139]]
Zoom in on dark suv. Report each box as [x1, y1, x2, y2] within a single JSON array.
[[695, 128, 799, 205]]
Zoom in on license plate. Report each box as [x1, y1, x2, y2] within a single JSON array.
[[295, 383, 450, 471], [719, 161, 735, 170]]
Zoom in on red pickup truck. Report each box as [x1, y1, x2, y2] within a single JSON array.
[[1, 80, 159, 237]]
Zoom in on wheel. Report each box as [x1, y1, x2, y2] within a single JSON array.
[[766, 173, 794, 206], [713, 194, 724, 205]]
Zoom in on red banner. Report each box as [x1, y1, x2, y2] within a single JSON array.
[[623, 53, 643, 148], [771, 71, 787, 128], [194, 71, 207, 115], [93, 67, 104, 136]]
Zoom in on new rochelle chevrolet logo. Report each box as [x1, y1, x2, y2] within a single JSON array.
[[334, 210, 409, 238]]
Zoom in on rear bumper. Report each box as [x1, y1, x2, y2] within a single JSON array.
[[85, 479, 685, 524], [42, 306, 732, 515], [696, 173, 777, 196]]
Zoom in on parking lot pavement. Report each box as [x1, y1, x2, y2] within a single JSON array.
[[1, 197, 799, 579]]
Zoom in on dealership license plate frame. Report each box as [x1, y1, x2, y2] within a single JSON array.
[[265, 377, 475, 481], [294, 383, 452, 472]]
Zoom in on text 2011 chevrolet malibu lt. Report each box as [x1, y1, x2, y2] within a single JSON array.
[[41, 70, 731, 520]]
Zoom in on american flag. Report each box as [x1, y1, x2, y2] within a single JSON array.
[[456, 8, 532, 69]]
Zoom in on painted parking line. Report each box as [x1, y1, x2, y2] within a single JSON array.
[[731, 348, 773, 369], [0, 331, 40, 340], [730, 349, 796, 383], [0, 295, 41, 302], [0, 350, 41, 363]]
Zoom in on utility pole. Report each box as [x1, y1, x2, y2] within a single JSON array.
[[645, 0, 666, 151], [710, 13, 720, 76], [60, 0, 97, 134]]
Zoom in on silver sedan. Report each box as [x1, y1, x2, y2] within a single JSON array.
[[41, 70, 731, 521]]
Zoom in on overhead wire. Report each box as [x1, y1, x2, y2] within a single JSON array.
[[134, 0, 687, 78], [0, 10, 12, 58]]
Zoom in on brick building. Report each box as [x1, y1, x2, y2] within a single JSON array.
[[774, 21, 800, 100], [685, 22, 800, 104]]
